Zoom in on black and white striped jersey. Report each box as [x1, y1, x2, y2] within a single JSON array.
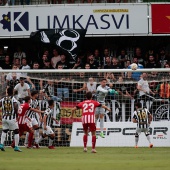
[[42, 84, 54, 97], [133, 108, 151, 128], [0, 96, 18, 120], [44, 107, 54, 126], [27, 99, 39, 119]]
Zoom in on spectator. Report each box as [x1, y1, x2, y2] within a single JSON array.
[[137, 73, 155, 109], [87, 54, 99, 69], [145, 49, 158, 62], [103, 48, 111, 66], [42, 59, 53, 69], [104, 56, 112, 69], [13, 77, 31, 102], [128, 57, 144, 81], [0, 46, 5, 61], [51, 49, 61, 69], [84, 77, 97, 95], [134, 47, 145, 66], [13, 58, 21, 68], [56, 64, 70, 101], [117, 49, 129, 68], [20, 58, 31, 77], [56, 54, 70, 69], [93, 49, 103, 68], [115, 76, 133, 121], [13, 46, 26, 64], [146, 55, 161, 68], [158, 48, 169, 68], [1, 55, 12, 69], [72, 56, 84, 69], [39, 54, 48, 69]]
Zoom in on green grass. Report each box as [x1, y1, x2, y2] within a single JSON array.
[[0, 147, 170, 170]]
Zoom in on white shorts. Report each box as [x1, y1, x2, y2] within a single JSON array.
[[136, 127, 149, 135], [95, 107, 105, 114], [25, 118, 32, 128], [42, 125, 54, 135], [31, 118, 39, 126], [2, 119, 19, 130]]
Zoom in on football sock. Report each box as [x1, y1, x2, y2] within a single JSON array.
[[92, 135, 96, 149], [146, 135, 151, 144], [37, 136, 43, 144], [14, 134, 19, 147], [34, 130, 40, 143], [0, 132, 7, 144], [24, 132, 29, 144], [83, 134, 88, 148], [49, 138, 53, 146], [100, 118, 104, 133], [95, 118, 98, 126], [28, 132, 33, 147], [135, 136, 139, 146]]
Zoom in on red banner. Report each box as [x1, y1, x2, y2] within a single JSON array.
[[60, 102, 82, 125], [152, 4, 170, 34]]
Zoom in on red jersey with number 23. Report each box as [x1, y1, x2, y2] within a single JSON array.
[[77, 100, 101, 124]]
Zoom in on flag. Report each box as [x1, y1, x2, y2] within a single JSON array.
[[152, 4, 170, 34], [30, 29, 86, 60]]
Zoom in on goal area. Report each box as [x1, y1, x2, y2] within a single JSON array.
[[0, 68, 170, 147]]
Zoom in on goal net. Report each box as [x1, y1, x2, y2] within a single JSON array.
[[0, 68, 170, 147]]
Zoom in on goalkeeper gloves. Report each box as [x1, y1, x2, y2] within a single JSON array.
[[108, 89, 118, 95]]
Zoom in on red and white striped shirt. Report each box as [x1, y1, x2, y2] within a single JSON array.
[[77, 100, 101, 124], [18, 103, 30, 125]]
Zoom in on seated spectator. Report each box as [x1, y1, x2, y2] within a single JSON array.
[[56, 54, 70, 69], [87, 54, 99, 69], [127, 57, 144, 81], [1, 55, 12, 69], [146, 55, 161, 68], [103, 48, 111, 66], [145, 49, 158, 62], [42, 59, 53, 69], [13, 58, 21, 68], [51, 48, 61, 69], [72, 56, 84, 69]]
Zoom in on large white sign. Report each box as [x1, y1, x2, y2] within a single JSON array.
[[0, 4, 148, 37], [70, 122, 170, 147]]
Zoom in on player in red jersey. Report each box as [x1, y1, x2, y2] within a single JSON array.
[[11, 96, 44, 148], [71, 91, 111, 153]]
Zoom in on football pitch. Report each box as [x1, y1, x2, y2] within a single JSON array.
[[0, 147, 170, 170]]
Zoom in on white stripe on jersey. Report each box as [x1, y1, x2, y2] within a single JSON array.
[[27, 99, 39, 118], [44, 108, 54, 126], [82, 115, 95, 124]]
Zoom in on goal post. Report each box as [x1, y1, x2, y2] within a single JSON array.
[[0, 68, 170, 147]]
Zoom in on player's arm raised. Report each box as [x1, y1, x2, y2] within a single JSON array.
[[101, 105, 111, 112]]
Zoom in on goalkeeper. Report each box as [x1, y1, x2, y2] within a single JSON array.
[[95, 78, 118, 138]]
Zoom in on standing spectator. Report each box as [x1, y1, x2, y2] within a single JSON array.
[[42, 59, 53, 69], [51, 49, 61, 69], [56, 54, 70, 69], [137, 73, 155, 109], [39, 55, 48, 69], [13, 46, 26, 65], [56, 64, 70, 101], [13, 77, 31, 102], [128, 57, 144, 81], [0, 46, 5, 62], [1, 55, 12, 69], [93, 49, 103, 68], [134, 47, 145, 66], [117, 49, 129, 68], [158, 48, 169, 68], [145, 55, 161, 68], [20, 58, 31, 77]]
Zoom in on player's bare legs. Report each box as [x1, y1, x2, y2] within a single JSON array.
[[99, 114, 105, 138], [33, 125, 40, 149], [91, 131, 97, 153], [83, 130, 88, 152], [145, 132, 153, 148]]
